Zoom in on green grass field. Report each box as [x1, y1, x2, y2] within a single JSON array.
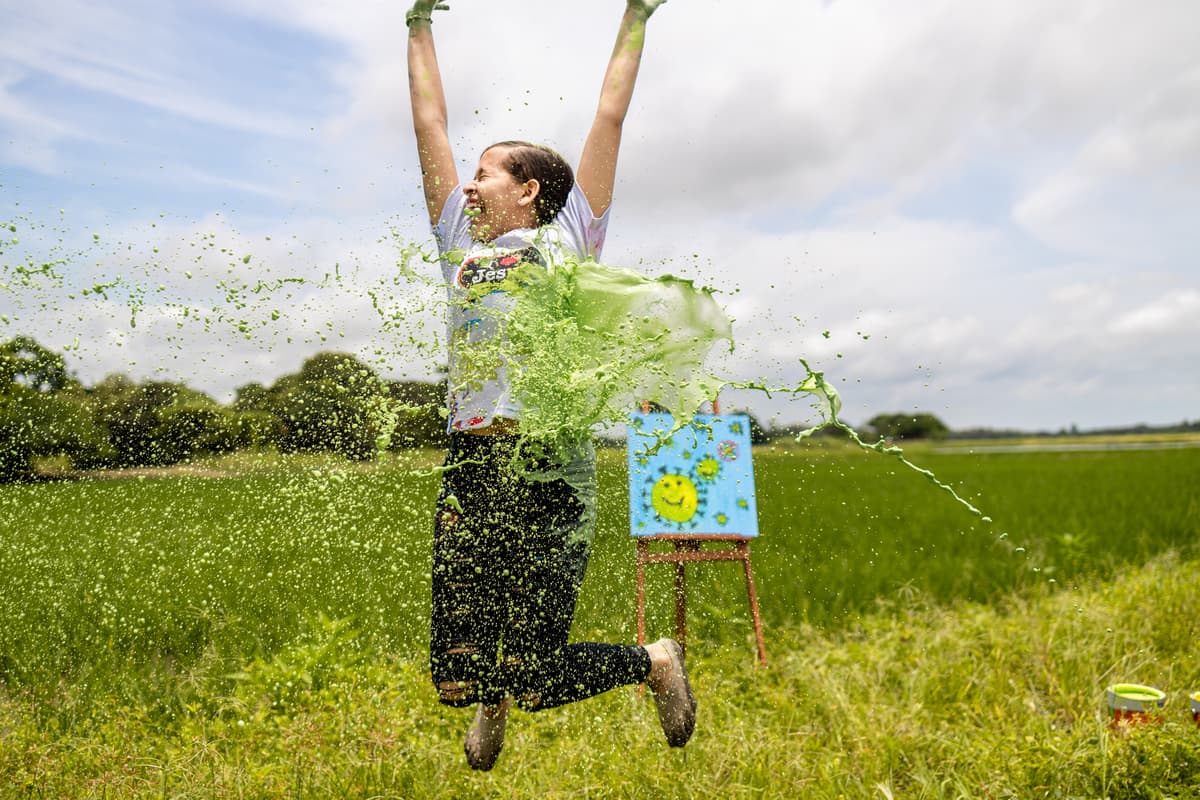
[[2, 440, 1199, 797]]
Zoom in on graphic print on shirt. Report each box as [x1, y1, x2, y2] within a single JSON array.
[[454, 245, 547, 298]]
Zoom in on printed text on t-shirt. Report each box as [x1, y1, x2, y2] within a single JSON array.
[[454, 246, 547, 289]]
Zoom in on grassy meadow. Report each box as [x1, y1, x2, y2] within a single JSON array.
[[1, 438, 1199, 797]]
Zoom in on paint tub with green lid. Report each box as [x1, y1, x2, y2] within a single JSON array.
[[1106, 684, 1166, 728]]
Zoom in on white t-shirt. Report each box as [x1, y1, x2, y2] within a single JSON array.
[[434, 183, 610, 432]]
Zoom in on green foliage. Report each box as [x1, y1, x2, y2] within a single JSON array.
[[154, 405, 237, 463], [0, 336, 76, 394], [296, 351, 381, 390], [232, 409, 286, 449], [0, 337, 110, 480], [232, 381, 272, 412], [0, 387, 43, 481], [2, 340, 453, 474], [0, 385, 112, 481], [276, 378, 383, 460], [92, 379, 222, 467], [235, 353, 448, 457], [868, 411, 950, 440], [384, 380, 449, 449]]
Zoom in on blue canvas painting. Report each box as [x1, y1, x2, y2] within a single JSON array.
[[627, 413, 759, 537]]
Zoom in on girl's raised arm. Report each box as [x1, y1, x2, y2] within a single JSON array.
[[407, 2, 459, 226], [576, 0, 666, 218]]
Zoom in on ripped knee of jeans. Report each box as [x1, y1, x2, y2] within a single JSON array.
[[433, 644, 483, 707], [504, 654, 547, 712], [514, 691, 544, 712], [436, 678, 478, 707]]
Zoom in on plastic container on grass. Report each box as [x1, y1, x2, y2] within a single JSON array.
[[1106, 684, 1166, 729]]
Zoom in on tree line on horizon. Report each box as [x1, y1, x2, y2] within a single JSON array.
[[0, 336, 449, 482], [12, 334, 1189, 483]]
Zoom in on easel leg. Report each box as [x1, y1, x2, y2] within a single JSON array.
[[673, 542, 689, 656], [739, 542, 768, 665], [636, 540, 647, 647]]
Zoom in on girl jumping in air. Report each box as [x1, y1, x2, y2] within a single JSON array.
[[406, 0, 696, 772]]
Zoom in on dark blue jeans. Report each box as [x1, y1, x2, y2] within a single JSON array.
[[430, 433, 650, 710]]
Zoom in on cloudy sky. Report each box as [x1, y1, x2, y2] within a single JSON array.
[[2, 0, 1197, 431]]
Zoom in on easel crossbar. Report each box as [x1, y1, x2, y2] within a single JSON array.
[[639, 550, 748, 564]]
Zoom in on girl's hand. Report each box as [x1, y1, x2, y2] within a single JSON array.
[[627, 0, 666, 20], [407, 0, 449, 26]]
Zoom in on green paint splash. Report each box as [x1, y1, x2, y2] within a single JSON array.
[[504, 258, 730, 449], [449, 252, 988, 522]]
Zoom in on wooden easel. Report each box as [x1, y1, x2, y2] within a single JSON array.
[[632, 400, 768, 665]]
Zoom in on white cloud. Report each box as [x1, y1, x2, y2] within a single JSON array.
[[1110, 289, 1200, 336], [1014, 66, 1200, 261]]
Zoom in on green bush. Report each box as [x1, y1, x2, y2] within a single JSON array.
[[154, 405, 238, 463], [867, 411, 950, 441], [94, 381, 219, 467], [232, 410, 285, 449], [0, 386, 112, 481], [384, 380, 448, 450], [277, 381, 382, 461]]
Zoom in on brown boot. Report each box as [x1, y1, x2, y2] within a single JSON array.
[[645, 638, 696, 747], [464, 698, 510, 771]]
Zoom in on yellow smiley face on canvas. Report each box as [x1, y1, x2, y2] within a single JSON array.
[[650, 473, 699, 523]]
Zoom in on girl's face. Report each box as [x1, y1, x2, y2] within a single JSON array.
[[464, 147, 536, 242]]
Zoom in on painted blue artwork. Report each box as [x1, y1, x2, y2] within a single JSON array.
[[627, 412, 759, 537]]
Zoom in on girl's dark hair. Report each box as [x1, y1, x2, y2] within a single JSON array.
[[486, 141, 574, 226]]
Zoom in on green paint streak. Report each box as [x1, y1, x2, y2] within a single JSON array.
[[732, 364, 989, 519], [625, 22, 646, 53]]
